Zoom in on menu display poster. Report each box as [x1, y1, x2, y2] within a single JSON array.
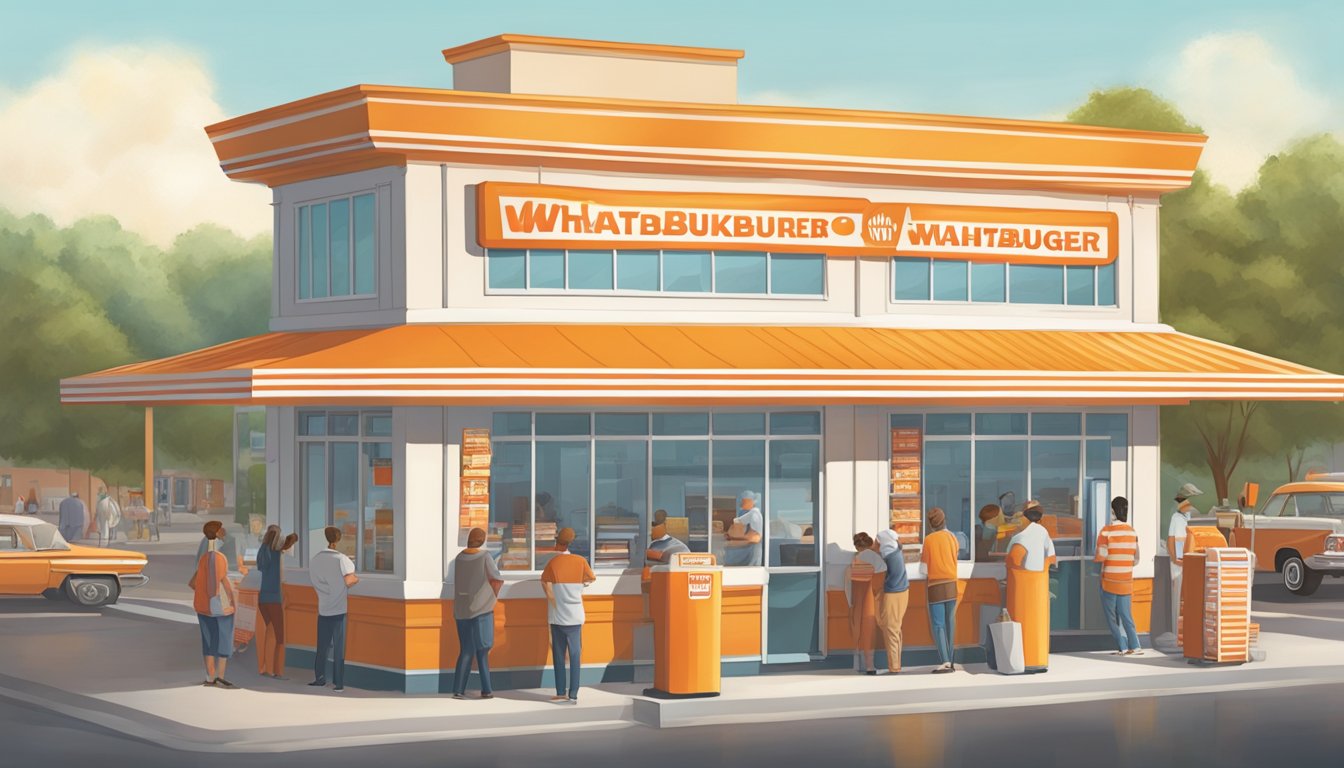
[[889, 426, 924, 545], [459, 429, 492, 533]]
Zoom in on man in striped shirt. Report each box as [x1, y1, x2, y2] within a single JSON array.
[[1095, 496, 1142, 656]]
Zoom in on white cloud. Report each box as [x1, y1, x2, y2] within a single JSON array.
[[1166, 32, 1333, 190], [0, 45, 268, 247]]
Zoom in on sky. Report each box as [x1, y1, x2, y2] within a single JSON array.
[[1, 0, 1341, 245]]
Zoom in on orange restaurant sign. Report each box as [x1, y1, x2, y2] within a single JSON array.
[[478, 183, 1118, 265]]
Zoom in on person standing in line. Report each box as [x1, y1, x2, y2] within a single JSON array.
[[847, 532, 885, 675], [309, 526, 358, 692], [13, 495, 24, 516], [541, 527, 595, 704], [95, 489, 121, 546], [1167, 482, 1202, 643], [1006, 500, 1057, 672], [191, 520, 238, 689], [197, 522, 243, 573], [255, 526, 297, 679], [875, 528, 910, 674], [1096, 497, 1142, 656], [451, 527, 504, 700], [58, 492, 86, 542], [921, 508, 961, 673], [25, 490, 40, 515]]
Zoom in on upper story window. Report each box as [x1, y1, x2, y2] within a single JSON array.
[[297, 193, 376, 301], [892, 258, 1116, 307], [486, 249, 825, 297]]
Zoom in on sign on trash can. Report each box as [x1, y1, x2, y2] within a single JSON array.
[[990, 620, 1026, 675]]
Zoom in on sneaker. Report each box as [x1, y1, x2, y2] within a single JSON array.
[[333, 686, 345, 692], [308, 680, 326, 687], [480, 693, 494, 700], [214, 678, 237, 689], [932, 665, 954, 675], [202, 679, 217, 687], [567, 698, 578, 705], [452, 693, 466, 700], [865, 670, 877, 676], [1126, 649, 1145, 656], [550, 695, 568, 702]]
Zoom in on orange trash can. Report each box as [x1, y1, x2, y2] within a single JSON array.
[[645, 552, 722, 699]]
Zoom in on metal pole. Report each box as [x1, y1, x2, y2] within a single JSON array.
[[145, 407, 154, 538]]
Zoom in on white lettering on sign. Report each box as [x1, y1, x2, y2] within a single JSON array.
[[688, 572, 713, 600]]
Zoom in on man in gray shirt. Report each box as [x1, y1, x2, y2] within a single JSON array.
[[451, 528, 503, 699], [58, 493, 87, 542]]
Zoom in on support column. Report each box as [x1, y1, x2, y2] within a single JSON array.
[[144, 407, 154, 513]]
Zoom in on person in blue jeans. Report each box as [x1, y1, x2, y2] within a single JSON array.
[[309, 526, 358, 691], [452, 528, 504, 699], [541, 528, 594, 703]]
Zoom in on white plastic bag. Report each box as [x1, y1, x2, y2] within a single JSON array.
[[990, 620, 1025, 675]]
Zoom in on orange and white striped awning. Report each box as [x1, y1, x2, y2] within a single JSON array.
[[59, 324, 1344, 407]]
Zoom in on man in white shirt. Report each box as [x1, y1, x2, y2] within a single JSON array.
[[1167, 482, 1202, 643], [309, 526, 358, 691]]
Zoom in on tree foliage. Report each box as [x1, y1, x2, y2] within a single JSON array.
[[1070, 89, 1344, 496], [0, 210, 269, 485]]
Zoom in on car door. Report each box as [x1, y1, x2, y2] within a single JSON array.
[[0, 525, 51, 594]]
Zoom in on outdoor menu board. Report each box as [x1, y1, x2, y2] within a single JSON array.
[[889, 427, 924, 546], [459, 429, 492, 533]]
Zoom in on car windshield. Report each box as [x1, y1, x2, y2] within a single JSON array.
[[27, 522, 70, 551]]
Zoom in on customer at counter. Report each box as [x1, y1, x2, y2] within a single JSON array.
[[875, 528, 909, 674], [846, 532, 885, 675], [722, 490, 764, 566], [645, 516, 690, 565], [921, 508, 961, 673], [975, 504, 1006, 562], [1007, 500, 1057, 672]]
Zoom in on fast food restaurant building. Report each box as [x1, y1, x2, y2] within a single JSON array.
[[62, 35, 1344, 691]]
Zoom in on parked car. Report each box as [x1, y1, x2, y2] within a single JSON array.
[[0, 514, 148, 606], [1227, 477, 1344, 595]]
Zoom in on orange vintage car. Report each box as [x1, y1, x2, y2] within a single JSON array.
[[1227, 477, 1344, 596], [0, 514, 148, 606]]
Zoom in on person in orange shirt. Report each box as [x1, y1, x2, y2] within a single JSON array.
[[921, 508, 960, 673], [1095, 496, 1142, 656]]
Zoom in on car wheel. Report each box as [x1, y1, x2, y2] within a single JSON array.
[[1283, 556, 1322, 596], [64, 577, 121, 607]]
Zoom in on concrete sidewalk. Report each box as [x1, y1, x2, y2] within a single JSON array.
[[3, 594, 1343, 753]]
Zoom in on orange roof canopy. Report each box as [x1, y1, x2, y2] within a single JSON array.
[[60, 324, 1344, 407]]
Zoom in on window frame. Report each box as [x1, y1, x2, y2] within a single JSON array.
[[295, 191, 378, 303], [484, 248, 828, 299], [296, 408, 395, 574], [483, 409, 824, 573], [890, 258, 1117, 308], [888, 409, 1127, 563]]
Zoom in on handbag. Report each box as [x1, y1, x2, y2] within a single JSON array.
[[207, 551, 232, 617]]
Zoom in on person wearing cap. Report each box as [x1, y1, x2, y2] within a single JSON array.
[[1006, 500, 1057, 672], [541, 527, 595, 704], [723, 490, 764, 566], [452, 527, 504, 699], [1168, 482, 1203, 643], [921, 508, 961, 673], [875, 527, 910, 674]]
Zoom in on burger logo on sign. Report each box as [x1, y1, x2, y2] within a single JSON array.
[[862, 205, 907, 247]]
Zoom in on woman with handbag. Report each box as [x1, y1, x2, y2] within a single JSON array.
[[255, 526, 298, 679], [191, 520, 239, 689]]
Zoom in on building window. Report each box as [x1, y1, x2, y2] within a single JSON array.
[[298, 409, 394, 573], [297, 193, 376, 300], [484, 410, 822, 572], [485, 249, 825, 297], [892, 258, 1117, 307]]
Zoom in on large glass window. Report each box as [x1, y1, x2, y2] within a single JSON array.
[[297, 193, 376, 300], [486, 249, 824, 296], [488, 411, 821, 570], [894, 259, 1115, 307], [298, 409, 395, 573]]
